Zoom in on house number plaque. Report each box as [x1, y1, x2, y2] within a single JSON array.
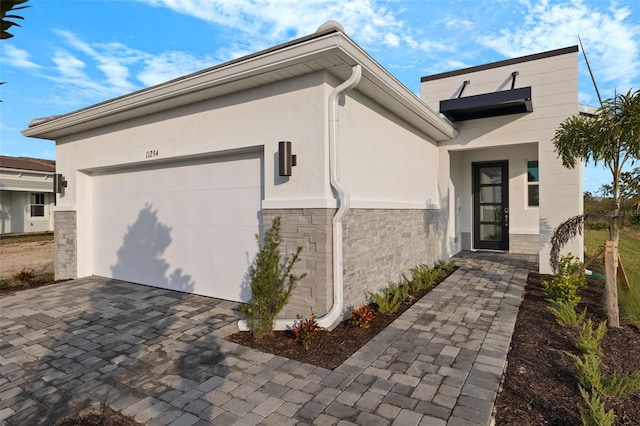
[[145, 149, 159, 159]]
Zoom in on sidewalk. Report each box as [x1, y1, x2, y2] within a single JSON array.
[[0, 251, 537, 425]]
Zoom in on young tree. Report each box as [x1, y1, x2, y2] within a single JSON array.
[[553, 89, 640, 327], [554, 89, 640, 244]]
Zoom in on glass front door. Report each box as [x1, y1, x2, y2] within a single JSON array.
[[473, 161, 509, 250]]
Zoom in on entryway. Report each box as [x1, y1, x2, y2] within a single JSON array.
[[473, 161, 509, 250]]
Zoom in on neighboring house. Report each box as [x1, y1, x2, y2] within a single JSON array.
[[0, 156, 55, 235], [22, 22, 582, 328]]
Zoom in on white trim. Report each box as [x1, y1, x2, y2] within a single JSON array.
[[53, 205, 76, 212], [261, 199, 441, 210], [261, 199, 337, 209], [350, 200, 440, 209]]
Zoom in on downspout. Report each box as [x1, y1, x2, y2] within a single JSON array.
[[238, 64, 362, 331]]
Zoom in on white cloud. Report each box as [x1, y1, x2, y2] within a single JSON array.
[[138, 0, 413, 51], [54, 30, 141, 93], [480, 0, 640, 92], [138, 52, 217, 86], [2, 45, 41, 69]]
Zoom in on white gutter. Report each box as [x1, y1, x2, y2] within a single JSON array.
[[238, 64, 362, 332]]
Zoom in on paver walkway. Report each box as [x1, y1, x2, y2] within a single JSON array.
[[0, 252, 537, 425]]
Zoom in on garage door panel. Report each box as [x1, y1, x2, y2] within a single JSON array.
[[91, 151, 262, 302]]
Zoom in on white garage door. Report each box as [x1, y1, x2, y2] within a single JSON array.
[[91, 151, 262, 302]]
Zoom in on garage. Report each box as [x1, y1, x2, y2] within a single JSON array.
[[90, 150, 263, 302]]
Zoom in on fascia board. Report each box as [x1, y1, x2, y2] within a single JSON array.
[[334, 37, 457, 141], [23, 32, 456, 142], [23, 35, 349, 139]]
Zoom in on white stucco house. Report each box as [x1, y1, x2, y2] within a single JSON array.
[[0, 156, 56, 235], [23, 22, 582, 327]]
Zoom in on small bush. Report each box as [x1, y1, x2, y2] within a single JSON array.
[[13, 268, 36, 286], [548, 298, 586, 327], [241, 217, 307, 339], [368, 283, 404, 314], [578, 386, 614, 426], [567, 352, 603, 393], [601, 370, 640, 398], [434, 259, 455, 274], [556, 253, 585, 277], [543, 274, 585, 304], [577, 319, 607, 358], [350, 304, 376, 329], [292, 313, 323, 350], [410, 264, 441, 291]]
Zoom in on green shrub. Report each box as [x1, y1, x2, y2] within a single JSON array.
[[548, 298, 586, 327], [601, 370, 640, 398], [578, 386, 614, 426], [557, 253, 586, 277], [542, 274, 585, 304], [410, 264, 441, 291], [577, 319, 607, 358], [368, 282, 404, 314], [350, 304, 376, 329], [292, 313, 323, 350], [434, 259, 455, 274], [241, 216, 306, 338], [567, 352, 603, 392]]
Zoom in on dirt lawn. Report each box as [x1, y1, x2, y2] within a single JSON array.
[[0, 240, 54, 279]]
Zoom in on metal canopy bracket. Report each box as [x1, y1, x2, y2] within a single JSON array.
[[440, 71, 532, 122]]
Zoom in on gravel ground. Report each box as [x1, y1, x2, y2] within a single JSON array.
[[0, 239, 54, 278]]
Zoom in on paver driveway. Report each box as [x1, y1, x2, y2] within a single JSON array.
[[0, 252, 537, 425]]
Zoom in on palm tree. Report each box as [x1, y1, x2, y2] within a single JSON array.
[[1, 0, 29, 39], [554, 89, 640, 244], [553, 89, 640, 327]]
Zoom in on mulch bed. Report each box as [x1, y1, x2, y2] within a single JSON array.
[[54, 403, 139, 426], [493, 272, 640, 425], [226, 271, 453, 370]]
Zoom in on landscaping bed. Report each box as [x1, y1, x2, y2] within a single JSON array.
[[493, 272, 640, 425]]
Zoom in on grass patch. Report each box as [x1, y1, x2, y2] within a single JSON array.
[[0, 232, 54, 245], [585, 228, 640, 328]]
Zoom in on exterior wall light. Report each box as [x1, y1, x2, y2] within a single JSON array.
[[278, 141, 297, 176], [53, 173, 67, 194]]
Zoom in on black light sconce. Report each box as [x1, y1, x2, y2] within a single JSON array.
[[278, 141, 297, 176], [53, 173, 67, 194]]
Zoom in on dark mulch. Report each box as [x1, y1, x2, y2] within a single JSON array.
[[493, 272, 640, 425], [54, 404, 140, 426], [226, 271, 453, 370]]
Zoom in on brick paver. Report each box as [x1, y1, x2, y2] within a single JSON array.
[[0, 252, 536, 425]]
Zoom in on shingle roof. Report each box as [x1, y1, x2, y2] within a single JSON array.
[[0, 156, 56, 172]]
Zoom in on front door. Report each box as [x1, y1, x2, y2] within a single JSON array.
[[473, 161, 509, 250]]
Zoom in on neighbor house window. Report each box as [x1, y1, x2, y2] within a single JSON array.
[[527, 161, 539, 207], [30, 193, 45, 217]]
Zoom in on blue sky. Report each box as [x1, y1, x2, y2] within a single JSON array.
[[1, 0, 639, 193]]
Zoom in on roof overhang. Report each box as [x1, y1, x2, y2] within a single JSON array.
[[23, 29, 457, 142], [439, 86, 533, 121]]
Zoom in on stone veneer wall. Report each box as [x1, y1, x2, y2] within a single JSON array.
[[54, 210, 77, 280], [461, 231, 538, 255], [509, 233, 540, 255], [262, 209, 334, 319], [262, 208, 448, 322], [342, 208, 447, 315]]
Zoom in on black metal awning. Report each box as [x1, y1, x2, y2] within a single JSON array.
[[440, 86, 533, 121]]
